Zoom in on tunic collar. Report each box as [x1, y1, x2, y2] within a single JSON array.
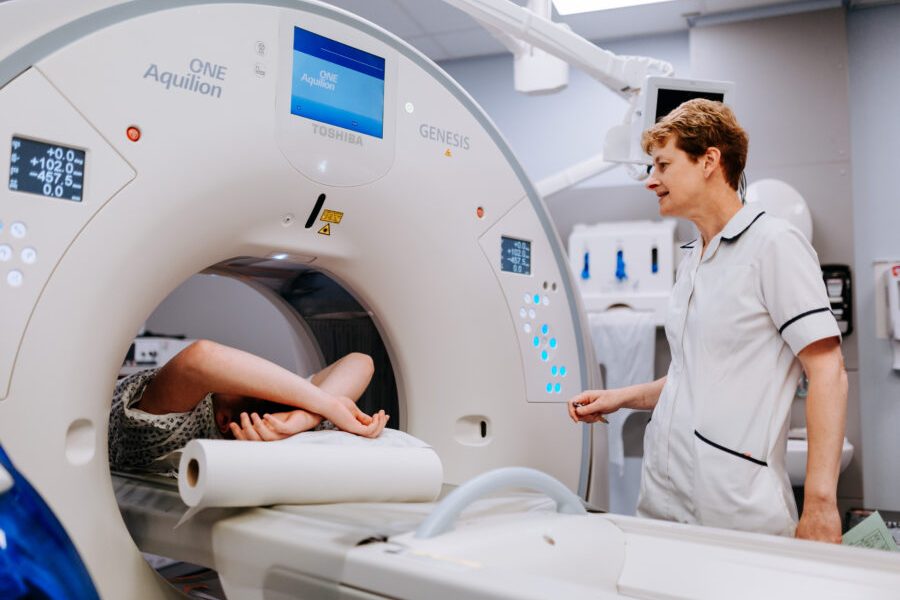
[[678, 205, 766, 258], [689, 204, 766, 263], [721, 204, 766, 244]]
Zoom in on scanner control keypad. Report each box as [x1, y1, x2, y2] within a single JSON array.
[[0, 220, 36, 288], [521, 291, 567, 395]]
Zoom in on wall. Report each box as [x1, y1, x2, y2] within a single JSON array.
[[847, 3, 900, 511]]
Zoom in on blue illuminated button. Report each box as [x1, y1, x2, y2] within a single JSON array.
[[541, 350, 549, 361], [560, 366, 567, 377], [532, 336, 540, 347], [551, 366, 558, 376], [546, 383, 553, 393], [541, 324, 549, 335], [554, 383, 562, 394], [549, 338, 557, 349], [533, 294, 541, 304]]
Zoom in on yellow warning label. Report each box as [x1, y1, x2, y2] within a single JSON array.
[[321, 209, 343, 224], [444, 148, 452, 157], [318, 223, 331, 236]]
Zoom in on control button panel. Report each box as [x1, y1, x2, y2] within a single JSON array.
[[479, 196, 584, 403], [519, 292, 568, 396], [0, 219, 36, 287], [0, 67, 136, 400]]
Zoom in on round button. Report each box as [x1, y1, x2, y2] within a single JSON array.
[[560, 366, 568, 377], [551, 366, 559, 376], [554, 383, 562, 394], [7, 269, 23, 287], [0, 245, 11, 262], [524, 294, 532, 304], [541, 324, 549, 335], [528, 309, 536, 319], [10, 222, 26, 239], [523, 323, 532, 334], [542, 296, 550, 306], [532, 336, 540, 347], [549, 338, 558, 349], [540, 350, 549, 361], [519, 307, 527, 319], [20, 247, 36, 265], [546, 383, 553, 393], [533, 294, 540, 304]]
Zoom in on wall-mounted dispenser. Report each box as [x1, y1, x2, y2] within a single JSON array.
[[887, 264, 900, 371], [821, 264, 853, 337], [567, 220, 676, 325]]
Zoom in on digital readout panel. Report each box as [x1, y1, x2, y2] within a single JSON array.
[[291, 26, 386, 138], [9, 137, 85, 202], [501, 236, 532, 275]]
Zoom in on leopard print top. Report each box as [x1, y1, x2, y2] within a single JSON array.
[[108, 369, 221, 475]]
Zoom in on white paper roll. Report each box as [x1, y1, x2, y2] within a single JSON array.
[[177, 430, 443, 509]]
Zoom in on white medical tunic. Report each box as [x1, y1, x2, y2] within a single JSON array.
[[635, 204, 840, 536]]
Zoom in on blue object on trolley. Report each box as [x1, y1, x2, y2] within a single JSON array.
[[0, 444, 99, 599]]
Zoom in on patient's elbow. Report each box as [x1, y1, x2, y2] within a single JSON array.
[[173, 339, 220, 377], [347, 352, 375, 380]]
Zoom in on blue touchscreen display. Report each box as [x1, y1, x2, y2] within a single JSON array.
[[290, 27, 385, 138]]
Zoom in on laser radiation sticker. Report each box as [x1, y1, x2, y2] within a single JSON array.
[[320, 209, 344, 224], [318, 223, 331, 236]]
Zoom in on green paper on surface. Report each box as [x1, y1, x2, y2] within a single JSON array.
[[842, 512, 899, 552]]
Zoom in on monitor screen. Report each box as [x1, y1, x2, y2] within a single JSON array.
[[290, 26, 386, 138], [654, 88, 726, 122], [9, 137, 85, 202], [501, 236, 532, 275]]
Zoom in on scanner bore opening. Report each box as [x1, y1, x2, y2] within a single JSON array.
[[111, 258, 400, 591]]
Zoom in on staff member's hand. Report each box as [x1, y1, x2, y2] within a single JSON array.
[[567, 390, 624, 424], [795, 499, 842, 543]]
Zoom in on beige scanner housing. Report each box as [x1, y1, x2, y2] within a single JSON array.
[[0, 1, 602, 597]]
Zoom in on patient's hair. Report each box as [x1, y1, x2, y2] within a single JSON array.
[[641, 98, 748, 191]]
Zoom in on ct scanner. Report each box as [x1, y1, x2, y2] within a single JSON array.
[[1, 1, 900, 598]]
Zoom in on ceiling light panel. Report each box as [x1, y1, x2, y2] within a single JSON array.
[[553, 0, 676, 14]]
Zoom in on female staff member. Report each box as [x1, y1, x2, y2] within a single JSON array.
[[568, 99, 847, 542]]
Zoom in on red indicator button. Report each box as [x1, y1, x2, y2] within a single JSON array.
[[126, 126, 141, 142]]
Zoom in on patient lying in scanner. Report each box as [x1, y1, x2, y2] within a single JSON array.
[[108, 340, 387, 474]]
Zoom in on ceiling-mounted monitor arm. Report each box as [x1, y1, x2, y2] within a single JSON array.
[[442, 0, 674, 99], [443, 0, 676, 192]]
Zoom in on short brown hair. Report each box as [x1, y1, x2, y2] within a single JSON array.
[[641, 98, 748, 190]]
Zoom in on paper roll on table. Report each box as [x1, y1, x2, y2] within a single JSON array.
[[178, 430, 443, 509]]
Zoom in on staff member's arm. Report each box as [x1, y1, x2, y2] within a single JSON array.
[[795, 336, 848, 543], [567, 377, 666, 423]]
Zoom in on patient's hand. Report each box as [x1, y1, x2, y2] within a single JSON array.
[[316, 396, 387, 438], [230, 410, 320, 441], [346, 409, 387, 438]]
